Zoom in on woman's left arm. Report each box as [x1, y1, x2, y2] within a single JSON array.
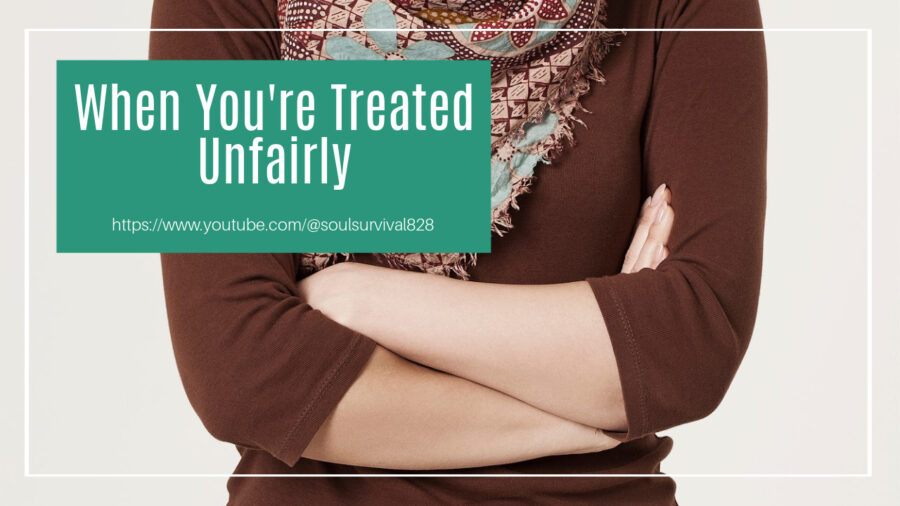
[[300, 190, 674, 431]]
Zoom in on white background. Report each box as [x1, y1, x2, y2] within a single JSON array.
[[2, 1, 899, 504]]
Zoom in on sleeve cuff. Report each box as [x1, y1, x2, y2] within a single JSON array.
[[587, 275, 649, 442], [273, 312, 377, 466]]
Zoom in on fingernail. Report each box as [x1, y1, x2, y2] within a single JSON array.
[[655, 203, 667, 224], [656, 244, 666, 262], [643, 196, 652, 209], [651, 184, 667, 206]]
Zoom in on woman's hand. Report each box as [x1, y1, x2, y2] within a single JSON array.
[[297, 260, 373, 327], [620, 184, 675, 273], [300, 184, 675, 323]]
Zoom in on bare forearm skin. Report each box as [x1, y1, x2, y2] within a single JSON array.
[[303, 346, 618, 470], [302, 262, 627, 431]]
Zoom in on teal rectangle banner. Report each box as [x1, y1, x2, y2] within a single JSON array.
[[56, 60, 491, 253]]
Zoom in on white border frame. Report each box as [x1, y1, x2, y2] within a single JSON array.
[[23, 27, 874, 479]]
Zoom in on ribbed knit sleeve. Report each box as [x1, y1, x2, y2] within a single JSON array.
[[160, 254, 376, 465], [151, 0, 376, 466], [149, 0, 281, 60], [589, 0, 768, 441]]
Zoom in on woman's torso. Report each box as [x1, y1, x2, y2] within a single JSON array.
[[228, 1, 680, 504]]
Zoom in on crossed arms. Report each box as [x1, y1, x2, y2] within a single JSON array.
[[152, 0, 768, 472], [300, 187, 675, 469]]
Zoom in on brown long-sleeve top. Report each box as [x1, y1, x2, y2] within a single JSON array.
[[154, 0, 767, 504]]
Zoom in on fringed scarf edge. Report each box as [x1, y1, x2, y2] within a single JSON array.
[[301, 4, 622, 280]]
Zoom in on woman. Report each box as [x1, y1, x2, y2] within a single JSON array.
[[154, 0, 767, 504]]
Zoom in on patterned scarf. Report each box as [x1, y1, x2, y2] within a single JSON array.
[[278, 0, 616, 278]]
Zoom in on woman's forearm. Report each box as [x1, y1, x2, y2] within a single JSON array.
[[303, 346, 618, 470], [302, 264, 626, 431], [300, 188, 673, 432]]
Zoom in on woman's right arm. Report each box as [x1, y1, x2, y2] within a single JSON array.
[[305, 346, 617, 469], [160, 254, 615, 469]]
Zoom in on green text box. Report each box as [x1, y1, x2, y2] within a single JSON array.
[[57, 60, 491, 253]]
